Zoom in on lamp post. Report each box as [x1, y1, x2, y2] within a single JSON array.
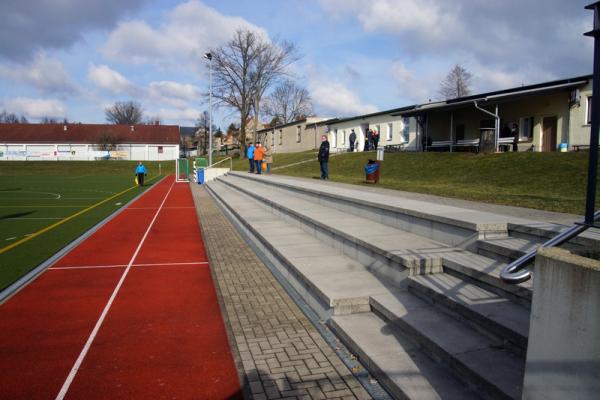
[[584, 2, 600, 226], [204, 52, 213, 167]]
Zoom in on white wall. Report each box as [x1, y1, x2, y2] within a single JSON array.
[[0, 143, 179, 161], [327, 114, 417, 152]]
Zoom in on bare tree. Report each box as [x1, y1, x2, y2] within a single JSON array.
[[209, 29, 299, 157], [249, 38, 299, 142], [439, 64, 473, 99], [95, 132, 121, 151], [195, 111, 218, 155], [105, 101, 144, 125], [264, 79, 312, 124]]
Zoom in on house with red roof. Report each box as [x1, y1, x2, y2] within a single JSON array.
[[0, 123, 180, 161]]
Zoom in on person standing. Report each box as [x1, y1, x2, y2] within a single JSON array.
[[253, 142, 265, 174], [318, 135, 330, 180], [349, 129, 357, 152], [264, 145, 273, 173], [365, 129, 372, 151], [511, 123, 519, 152], [372, 128, 380, 149], [246, 142, 255, 173], [135, 161, 147, 187]]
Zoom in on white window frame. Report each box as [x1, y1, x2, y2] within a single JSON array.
[[279, 129, 283, 145], [586, 96, 593, 125], [296, 126, 301, 143], [402, 117, 410, 143], [341, 130, 346, 145], [387, 123, 393, 141], [519, 116, 534, 142]]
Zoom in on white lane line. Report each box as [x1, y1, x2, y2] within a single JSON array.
[[48, 261, 208, 270], [125, 206, 196, 210], [55, 180, 175, 400]]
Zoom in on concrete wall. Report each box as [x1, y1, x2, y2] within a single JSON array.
[[327, 115, 417, 152], [0, 143, 179, 161], [259, 118, 327, 153], [522, 247, 600, 400], [568, 80, 593, 147]]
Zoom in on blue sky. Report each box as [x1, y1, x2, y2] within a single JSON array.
[[0, 0, 594, 128]]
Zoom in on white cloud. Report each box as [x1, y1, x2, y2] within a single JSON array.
[[148, 81, 200, 101], [102, 1, 267, 67], [1, 97, 67, 119], [309, 79, 377, 116], [156, 107, 201, 123], [88, 64, 138, 95], [0, 53, 79, 95]]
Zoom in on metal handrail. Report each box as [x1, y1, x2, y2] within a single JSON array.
[[500, 210, 600, 284], [204, 157, 233, 172]]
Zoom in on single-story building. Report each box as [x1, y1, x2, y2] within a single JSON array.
[[0, 123, 180, 161], [257, 117, 333, 153], [393, 75, 594, 152]]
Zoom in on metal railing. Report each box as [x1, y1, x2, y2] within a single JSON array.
[[205, 157, 233, 172], [500, 210, 600, 284]]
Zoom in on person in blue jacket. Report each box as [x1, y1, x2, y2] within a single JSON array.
[[246, 143, 255, 173], [135, 161, 147, 186]]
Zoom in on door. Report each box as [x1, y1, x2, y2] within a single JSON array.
[[542, 116, 557, 152]]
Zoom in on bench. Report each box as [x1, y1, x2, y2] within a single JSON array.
[[426, 140, 453, 151], [573, 144, 590, 151], [384, 143, 405, 152], [454, 138, 480, 152]]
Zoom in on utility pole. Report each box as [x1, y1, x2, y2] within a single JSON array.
[[204, 52, 213, 167], [584, 2, 600, 225]]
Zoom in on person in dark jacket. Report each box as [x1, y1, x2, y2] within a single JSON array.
[[318, 135, 330, 180], [135, 161, 147, 186], [372, 128, 380, 149], [349, 129, 357, 152]]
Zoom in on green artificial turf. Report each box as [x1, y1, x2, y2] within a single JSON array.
[[0, 160, 175, 291]]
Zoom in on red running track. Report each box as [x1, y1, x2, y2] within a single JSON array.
[[0, 176, 242, 399]]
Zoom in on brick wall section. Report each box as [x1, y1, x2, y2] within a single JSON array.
[[191, 184, 371, 400]]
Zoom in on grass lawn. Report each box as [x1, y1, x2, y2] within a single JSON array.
[[231, 150, 595, 215], [0, 160, 174, 291]]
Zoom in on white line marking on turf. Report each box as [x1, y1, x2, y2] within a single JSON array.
[[55, 180, 175, 400], [5, 237, 16, 241], [49, 261, 208, 270]]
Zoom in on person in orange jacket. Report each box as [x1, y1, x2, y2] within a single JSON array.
[[253, 142, 265, 174]]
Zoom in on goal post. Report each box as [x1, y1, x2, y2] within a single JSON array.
[[175, 158, 190, 182]]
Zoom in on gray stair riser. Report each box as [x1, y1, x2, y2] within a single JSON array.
[[476, 243, 522, 264], [328, 318, 420, 400], [219, 177, 441, 284], [406, 278, 528, 352], [508, 228, 596, 256], [207, 184, 337, 319], [508, 223, 600, 250], [443, 267, 532, 308], [370, 299, 517, 400], [229, 173, 508, 247]]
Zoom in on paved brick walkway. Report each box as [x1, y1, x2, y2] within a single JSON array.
[[191, 185, 372, 400]]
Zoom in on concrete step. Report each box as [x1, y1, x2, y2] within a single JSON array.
[[371, 291, 524, 400], [227, 171, 510, 247], [207, 180, 395, 317], [476, 237, 537, 264], [407, 273, 530, 351], [440, 250, 532, 304], [218, 175, 448, 284], [508, 221, 600, 252], [330, 312, 482, 400]]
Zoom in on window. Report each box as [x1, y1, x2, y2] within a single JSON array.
[[519, 117, 534, 142], [587, 96, 593, 125], [402, 117, 410, 143], [279, 129, 283, 145], [387, 123, 393, 141], [158, 146, 163, 154], [331, 129, 337, 147], [296, 126, 301, 143], [341, 130, 346, 145], [271, 130, 275, 147]]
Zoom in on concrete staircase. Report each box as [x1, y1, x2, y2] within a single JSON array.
[[205, 172, 599, 400]]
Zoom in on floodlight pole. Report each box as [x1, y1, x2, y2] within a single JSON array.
[[584, 2, 600, 225], [204, 52, 213, 167]]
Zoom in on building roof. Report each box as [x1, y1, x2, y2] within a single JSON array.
[[392, 74, 592, 116], [326, 105, 417, 126], [257, 117, 332, 133], [0, 124, 180, 144]]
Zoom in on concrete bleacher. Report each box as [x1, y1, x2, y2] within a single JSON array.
[[205, 172, 599, 399]]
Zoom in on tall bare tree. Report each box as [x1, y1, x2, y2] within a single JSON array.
[[439, 64, 473, 99], [209, 29, 299, 157], [105, 101, 144, 125], [249, 38, 299, 142], [264, 79, 312, 124], [195, 110, 218, 155]]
